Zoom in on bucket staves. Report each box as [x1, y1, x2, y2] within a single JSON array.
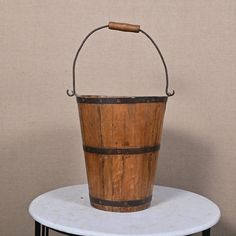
[[78, 96, 167, 212], [67, 22, 174, 212]]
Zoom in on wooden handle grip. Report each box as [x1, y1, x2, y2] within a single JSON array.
[[108, 22, 140, 33]]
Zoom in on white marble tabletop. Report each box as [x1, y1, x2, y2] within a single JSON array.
[[29, 184, 220, 236]]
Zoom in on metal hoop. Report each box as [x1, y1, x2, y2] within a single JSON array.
[[67, 25, 175, 97]]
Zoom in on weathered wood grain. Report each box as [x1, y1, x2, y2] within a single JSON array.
[[78, 97, 167, 212]]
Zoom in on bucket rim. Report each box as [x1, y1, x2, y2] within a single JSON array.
[[76, 95, 168, 104]]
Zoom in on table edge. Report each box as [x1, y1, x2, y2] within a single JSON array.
[[29, 184, 221, 236]]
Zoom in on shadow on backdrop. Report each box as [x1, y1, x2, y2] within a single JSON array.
[[156, 128, 214, 193], [156, 128, 234, 236]]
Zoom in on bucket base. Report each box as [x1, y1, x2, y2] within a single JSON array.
[[91, 202, 151, 212], [89, 195, 152, 212]]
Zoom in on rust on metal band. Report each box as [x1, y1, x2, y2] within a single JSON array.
[[77, 96, 167, 104], [90, 195, 152, 207], [83, 145, 160, 155]]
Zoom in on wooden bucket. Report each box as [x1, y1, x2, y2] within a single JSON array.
[[67, 22, 174, 212]]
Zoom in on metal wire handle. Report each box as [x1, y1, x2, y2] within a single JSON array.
[[67, 24, 175, 97]]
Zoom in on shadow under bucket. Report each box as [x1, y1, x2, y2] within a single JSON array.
[[67, 22, 174, 212]]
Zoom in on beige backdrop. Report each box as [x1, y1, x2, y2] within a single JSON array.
[[1, 1, 236, 235]]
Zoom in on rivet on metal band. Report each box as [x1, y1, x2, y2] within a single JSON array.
[[83, 145, 160, 155], [90, 195, 152, 207]]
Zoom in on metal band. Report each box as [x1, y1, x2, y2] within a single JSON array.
[[90, 195, 152, 207], [83, 145, 160, 155], [77, 96, 167, 104]]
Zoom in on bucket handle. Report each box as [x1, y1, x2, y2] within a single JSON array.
[[67, 22, 175, 97]]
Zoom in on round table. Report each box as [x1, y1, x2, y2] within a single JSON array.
[[29, 184, 220, 236]]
